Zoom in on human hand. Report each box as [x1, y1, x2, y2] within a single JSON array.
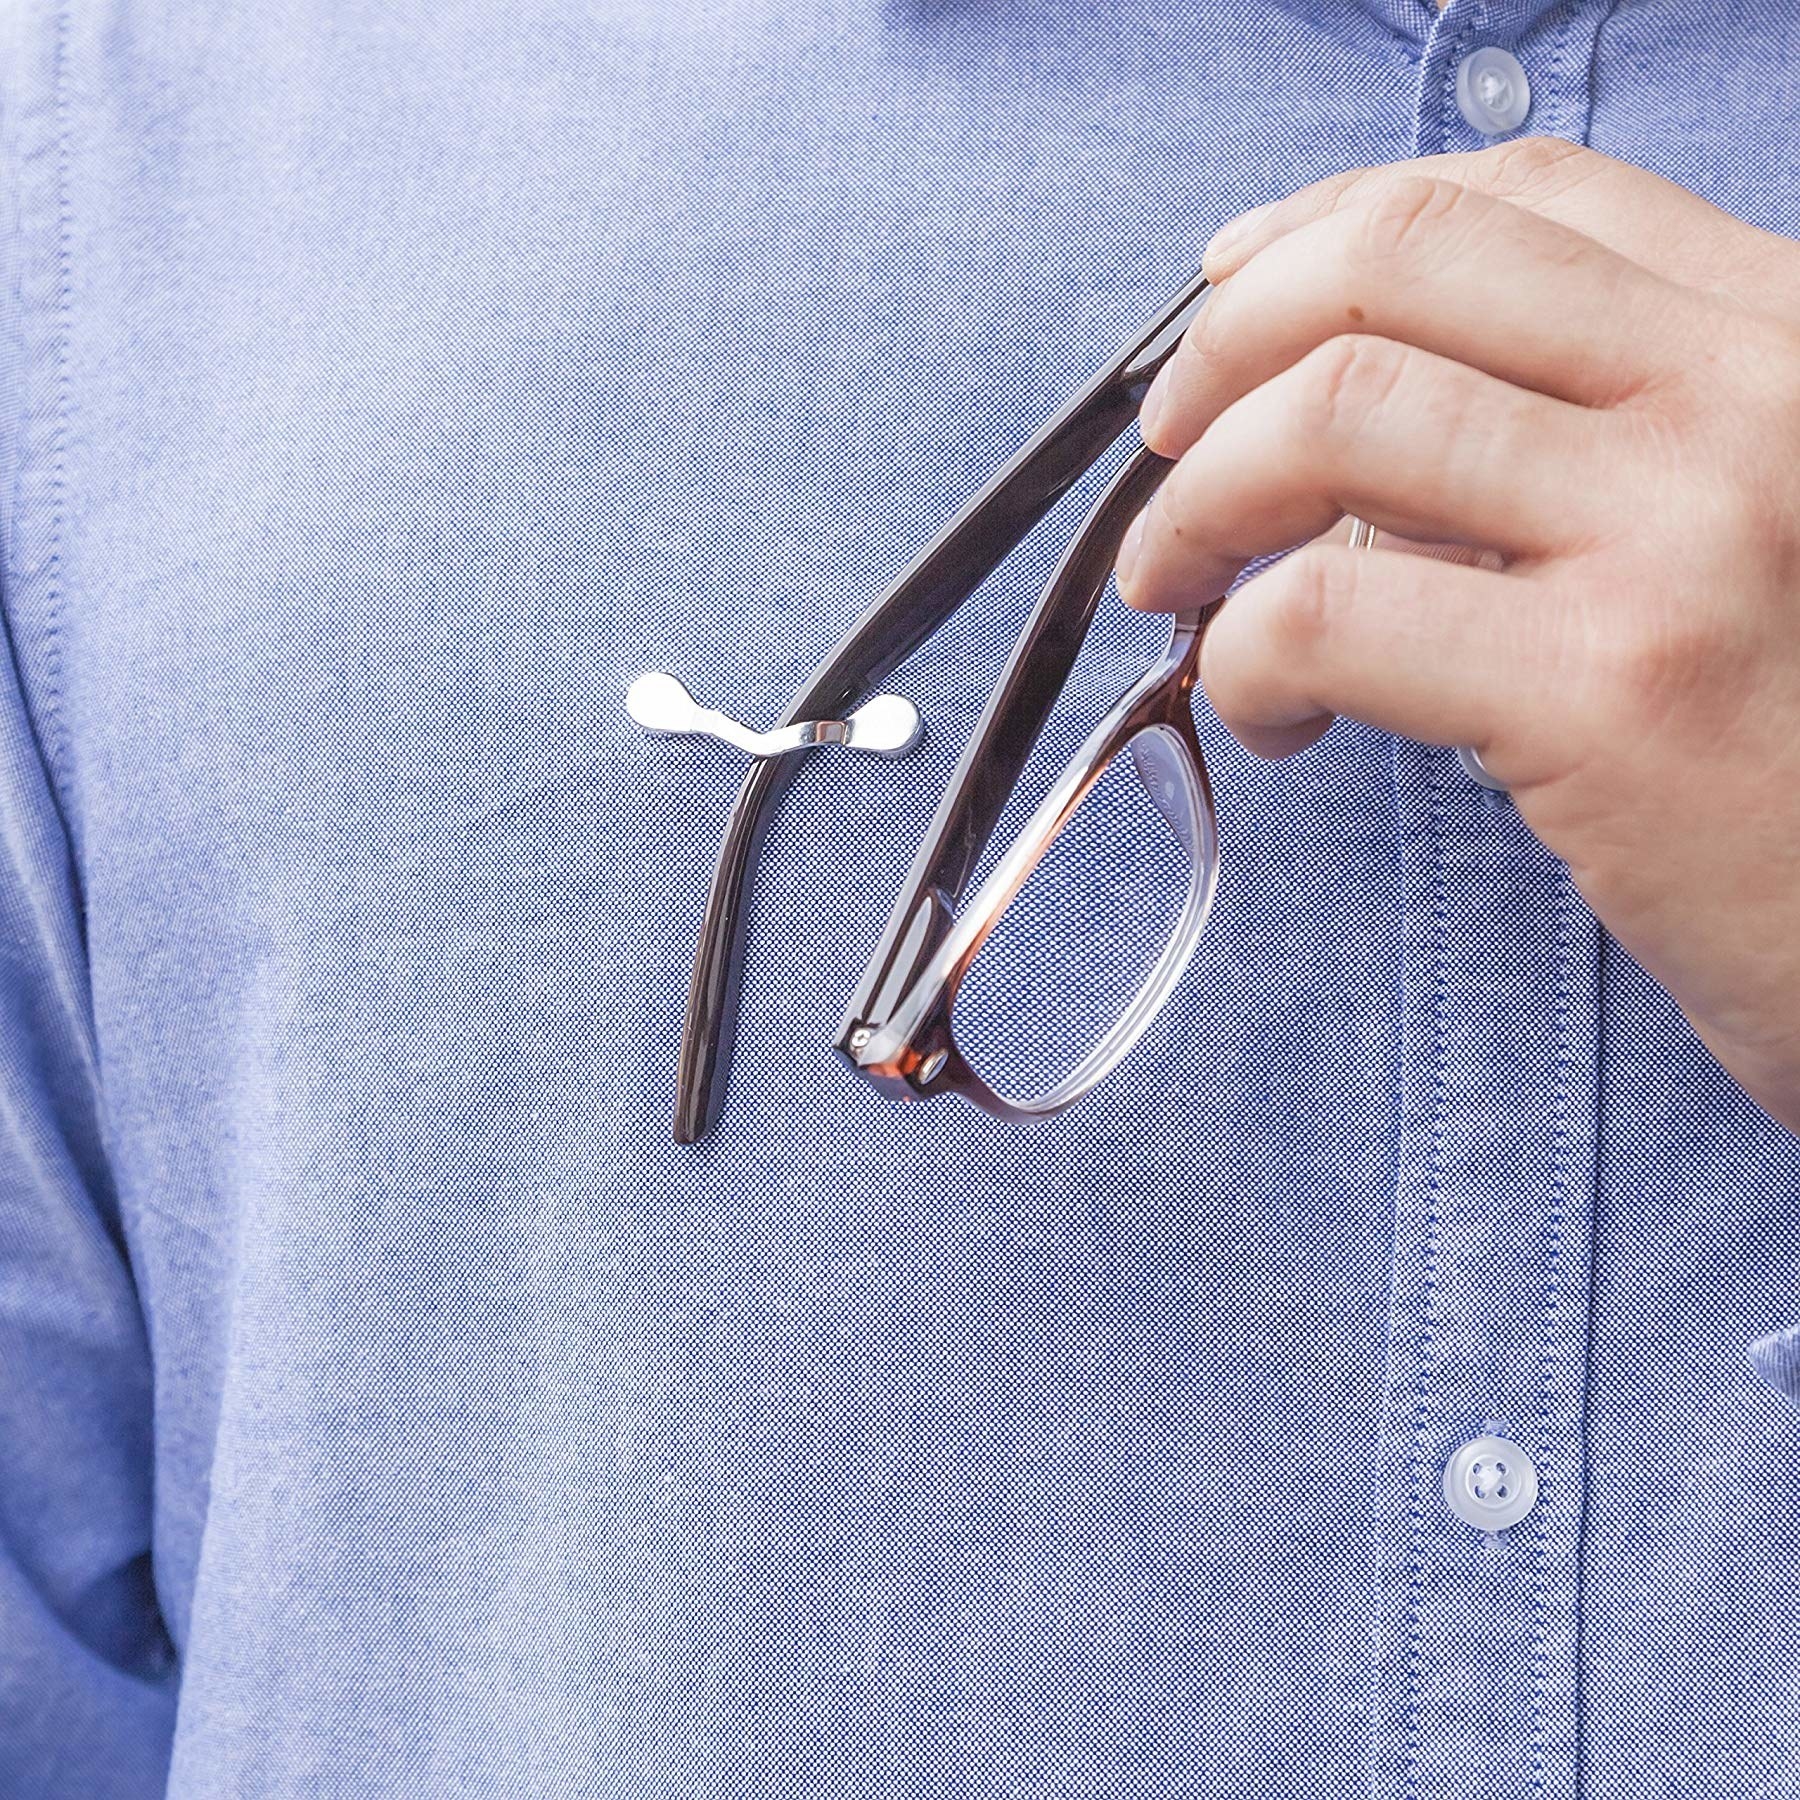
[[1112, 139, 1800, 1133]]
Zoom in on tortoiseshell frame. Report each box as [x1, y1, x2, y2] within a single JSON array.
[[673, 269, 1221, 1142]]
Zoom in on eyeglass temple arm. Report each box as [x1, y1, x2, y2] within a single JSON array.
[[835, 443, 1176, 1053], [673, 270, 1214, 1144]]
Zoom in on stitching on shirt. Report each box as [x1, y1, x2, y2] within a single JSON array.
[[1396, 744, 1454, 1800], [1525, 863, 1577, 1795], [38, 0, 77, 810], [1576, 0, 1628, 149], [1519, 10, 1591, 1785], [1544, 2, 1579, 145], [0, 2, 103, 1075], [1439, 10, 1478, 157]]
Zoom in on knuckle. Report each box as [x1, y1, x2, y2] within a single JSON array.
[[1299, 333, 1410, 441], [1647, 294, 1759, 411], [1581, 309, 1797, 730], [1594, 609, 1716, 726], [1478, 134, 1593, 199], [1359, 174, 1469, 265], [1748, 317, 1800, 431], [1752, 324, 1800, 548], [1266, 544, 1358, 659], [1587, 279, 1720, 422], [1589, 533, 1750, 724], [1681, 468, 1767, 580]]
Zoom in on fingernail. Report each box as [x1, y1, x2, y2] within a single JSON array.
[[1203, 200, 1276, 271], [1138, 369, 1169, 443], [1116, 509, 1147, 594]]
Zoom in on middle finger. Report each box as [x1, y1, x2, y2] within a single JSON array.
[[1116, 334, 1610, 612]]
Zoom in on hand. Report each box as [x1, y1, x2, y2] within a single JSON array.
[[1112, 139, 1800, 1133]]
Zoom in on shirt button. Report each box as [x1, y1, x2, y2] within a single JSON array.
[[1454, 46, 1532, 137], [1443, 1432, 1539, 1531]]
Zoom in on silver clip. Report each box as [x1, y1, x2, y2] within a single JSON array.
[[626, 671, 924, 760]]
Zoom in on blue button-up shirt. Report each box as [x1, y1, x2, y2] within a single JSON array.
[[2, 1, 1798, 1795]]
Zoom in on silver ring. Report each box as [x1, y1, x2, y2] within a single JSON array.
[[1344, 515, 1508, 794]]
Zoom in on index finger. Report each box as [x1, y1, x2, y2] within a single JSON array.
[[1202, 138, 1792, 308]]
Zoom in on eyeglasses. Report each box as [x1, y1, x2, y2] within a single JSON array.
[[659, 267, 1222, 1143]]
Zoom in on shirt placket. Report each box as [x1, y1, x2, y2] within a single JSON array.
[[1376, 737, 1603, 1798], [1412, 0, 1620, 158], [1373, 15, 1616, 1793]]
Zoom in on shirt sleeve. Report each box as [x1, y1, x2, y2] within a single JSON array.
[[0, 16, 179, 1790], [0, 615, 178, 1793]]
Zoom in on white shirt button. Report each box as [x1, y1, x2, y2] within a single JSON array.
[[1455, 47, 1532, 137], [1443, 1432, 1539, 1531]]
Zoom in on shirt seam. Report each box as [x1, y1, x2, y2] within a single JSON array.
[[1395, 743, 1453, 1800], [0, 1, 92, 990], [1542, 2, 1581, 146], [37, 0, 76, 818], [1417, 7, 1478, 158], [1526, 862, 1578, 1795], [1577, 0, 1629, 147]]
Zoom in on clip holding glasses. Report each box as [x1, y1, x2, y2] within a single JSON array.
[[627, 669, 925, 760]]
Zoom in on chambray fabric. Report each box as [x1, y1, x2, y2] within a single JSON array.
[[1, 0, 1799, 1795]]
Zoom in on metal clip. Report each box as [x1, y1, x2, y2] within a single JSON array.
[[626, 671, 924, 760]]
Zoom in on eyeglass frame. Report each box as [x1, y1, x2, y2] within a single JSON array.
[[671, 267, 1222, 1143]]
